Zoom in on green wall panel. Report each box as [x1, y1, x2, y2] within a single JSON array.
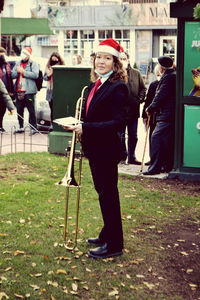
[[183, 105, 200, 167]]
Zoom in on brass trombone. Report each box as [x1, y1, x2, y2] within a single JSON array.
[[56, 86, 88, 249]]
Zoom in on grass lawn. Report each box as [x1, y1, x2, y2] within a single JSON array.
[[0, 152, 200, 300]]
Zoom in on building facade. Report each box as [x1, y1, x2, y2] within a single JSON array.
[[1, 0, 177, 68]]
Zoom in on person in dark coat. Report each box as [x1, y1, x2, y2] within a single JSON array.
[[44, 52, 65, 123], [0, 47, 14, 132], [0, 79, 15, 122], [143, 56, 176, 175], [142, 64, 161, 165], [120, 52, 146, 164], [62, 38, 128, 259]]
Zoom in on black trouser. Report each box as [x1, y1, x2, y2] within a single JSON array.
[[16, 94, 36, 129], [148, 121, 174, 173], [89, 158, 123, 251], [0, 101, 6, 128]]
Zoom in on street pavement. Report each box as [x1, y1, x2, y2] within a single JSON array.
[[1, 106, 168, 179]]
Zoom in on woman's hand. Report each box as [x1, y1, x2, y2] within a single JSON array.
[[62, 124, 83, 135]]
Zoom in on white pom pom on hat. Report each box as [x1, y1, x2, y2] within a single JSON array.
[[22, 47, 32, 57]]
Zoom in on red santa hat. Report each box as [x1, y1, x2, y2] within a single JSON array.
[[95, 38, 123, 57], [22, 47, 32, 57]]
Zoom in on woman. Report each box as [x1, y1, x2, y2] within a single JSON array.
[[63, 38, 128, 259], [44, 52, 65, 122]]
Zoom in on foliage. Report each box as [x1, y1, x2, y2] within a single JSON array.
[[193, 3, 200, 20]]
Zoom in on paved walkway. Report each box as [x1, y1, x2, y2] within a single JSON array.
[[1, 106, 168, 179]]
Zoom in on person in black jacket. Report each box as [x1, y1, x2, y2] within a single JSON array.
[[120, 52, 146, 165], [62, 38, 128, 259], [143, 56, 176, 175], [142, 64, 161, 165]]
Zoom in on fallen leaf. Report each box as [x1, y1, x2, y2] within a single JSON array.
[[30, 284, 40, 290], [136, 274, 145, 278], [14, 294, 24, 299], [86, 268, 91, 272], [143, 281, 155, 290], [180, 251, 189, 256], [0, 292, 9, 300], [14, 250, 25, 256], [72, 283, 78, 291], [56, 269, 67, 275], [108, 290, 119, 296], [189, 283, 197, 288], [35, 273, 42, 277], [186, 269, 193, 273]]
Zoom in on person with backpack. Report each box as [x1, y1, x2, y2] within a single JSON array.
[[11, 47, 39, 135], [44, 52, 65, 123]]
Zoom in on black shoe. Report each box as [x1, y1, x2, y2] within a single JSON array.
[[145, 161, 151, 166], [0, 128, 6, 133], [14, 128, 24, 134], [88, 243, 123, 259], [143, 171, 160, 175], [128, 159, 141, 165], [87, 237, 104, 247]]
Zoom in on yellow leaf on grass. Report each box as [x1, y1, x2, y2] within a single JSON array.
[[108, 290, 119, 296], [86, 268, 91, 272], [186, 269, 193, 273], [0, 292, 9, 300], [35, 273, 42, 277], [56, 269, 67, 275], [47, 281, 58, 288], [136, 274, 145, 278], [189, 283, 197, 288], [14, 250, 25, 256], [14, 294, 24, 299], [50, 296, 56, 300], [30, 284, 40, 290], [0, 233, 7, 237], [180, 251, 189, 256], [143, 281, 155, 290], [72, 283, 78, 291]]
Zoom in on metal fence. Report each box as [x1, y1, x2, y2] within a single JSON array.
[[0, 126, 49, 155]]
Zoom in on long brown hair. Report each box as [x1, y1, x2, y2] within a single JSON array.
[[46, 52, 65, 68], [90, 54, 127, 83]]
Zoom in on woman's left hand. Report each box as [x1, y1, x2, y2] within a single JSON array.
[[62, 124, 83, 135]]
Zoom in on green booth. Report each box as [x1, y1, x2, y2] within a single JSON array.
[[49, 66, 90, 155], [169, 1, 200, 181]]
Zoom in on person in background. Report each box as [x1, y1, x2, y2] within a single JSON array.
[[62, 38, 128, 259], [0, 47, 14, 132], [120, 51, 146, 165], [72, 54, 82, 66], [142, 64, 161, 165], [143, 56, 176, 175], [0, 79, 15, 126], [43, 52, 65, 123], [12, 47, 39, 135]]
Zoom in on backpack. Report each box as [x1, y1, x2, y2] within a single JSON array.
[[35, 69, 43, 91], [30, 62, 43, 91]]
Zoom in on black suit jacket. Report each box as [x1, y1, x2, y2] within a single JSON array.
[[81, 79, 128, 162]]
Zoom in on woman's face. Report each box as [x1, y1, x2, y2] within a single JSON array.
[[95, 52, 114, 75]]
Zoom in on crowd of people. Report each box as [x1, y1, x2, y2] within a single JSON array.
[[0, 42, 176, 176]]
